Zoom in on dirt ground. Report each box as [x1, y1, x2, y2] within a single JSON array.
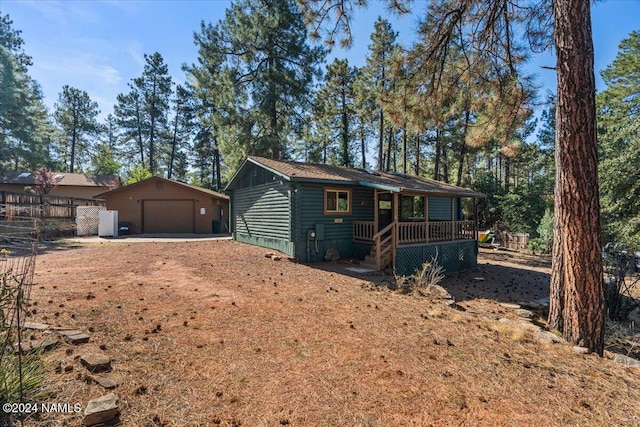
[[18, 241, 640, 426]]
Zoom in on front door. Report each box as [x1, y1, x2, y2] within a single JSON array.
[[378, 193, 393, 231]]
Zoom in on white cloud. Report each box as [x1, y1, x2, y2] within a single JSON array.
[[127, 43, 146, 68], [19, 0, 101, 29], [38, 54, 123, 89]]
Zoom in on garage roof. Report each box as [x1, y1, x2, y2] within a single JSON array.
[[94, 176, 229, 199]]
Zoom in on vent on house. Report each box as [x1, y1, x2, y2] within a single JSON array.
[[391, 172, 411, 179], [359, 168, 380, 176], [54, 174, 64, 180], [18, 172, 31, 178]]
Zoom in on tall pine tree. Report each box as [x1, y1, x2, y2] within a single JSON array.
[[189, 0, 325, 176], [115, 52, 172, 176], [315, 58, 358, 166], [53, 85, 101, 173]]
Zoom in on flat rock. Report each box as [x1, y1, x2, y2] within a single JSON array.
[[520, 300, 538, 308], [83, 393, 119, 426], [90, 374, 121, 389], [421, 284, 452, 300], [516, 321, 540, 332], [57, 329, 85, 337], [536, 330, 562, 344], [613, 353, 640, 368], [81, 353, 111, 373], [14, 336, 59, 354], [516, 309, 534, 319], [499, 303, 521, 309], [23, 322, 49, 331], [65, 333, 90, 345], [573, 346, 590, 355], [37, 335, 60, 351]]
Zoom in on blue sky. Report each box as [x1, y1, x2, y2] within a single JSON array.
[[2, 0, 639, 121]]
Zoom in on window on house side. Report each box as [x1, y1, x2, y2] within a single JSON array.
[[324, 188, 351, 215]]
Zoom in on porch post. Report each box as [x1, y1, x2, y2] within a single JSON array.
[[450, 197, 454, 241], [393, 192, 399, 222], [473, 198, 478, 239], [393, 191, 399, 260], [374, 190, 379, 232], [424, 195, 429, 243]]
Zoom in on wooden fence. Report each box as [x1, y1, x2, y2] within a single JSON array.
[[0, 191, 105, 219], [502, 232, 530, 250]]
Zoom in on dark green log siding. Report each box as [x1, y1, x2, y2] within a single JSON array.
[[293, 183, 374, 262], [232, 182, 293, 255], [233, 163, 280, 189], [428, 197, 461, 220]]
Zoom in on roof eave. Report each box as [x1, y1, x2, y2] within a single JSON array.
[[225, 157, 292, 191], [358, 180, 401, 192]]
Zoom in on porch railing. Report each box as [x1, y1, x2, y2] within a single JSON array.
[[425, 220, 476, 243], [372, 221, 396, 270], [454, 220, 476, 240], [353, 221, 375, 241], [355, 220, 476, 246], [397, 222, 427, 244]]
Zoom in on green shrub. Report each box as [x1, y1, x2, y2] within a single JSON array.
[[0, 352, 45, 404], [528, 208, 553, 254]]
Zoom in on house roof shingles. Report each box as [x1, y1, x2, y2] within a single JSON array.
[[0, 172, 120, 188], [246, 156, 484, 198]]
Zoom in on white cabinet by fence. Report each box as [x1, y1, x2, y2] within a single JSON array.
[[98, 210, 118, 237]]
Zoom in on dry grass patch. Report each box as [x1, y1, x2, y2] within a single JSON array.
[[16, 241, 640, 426]]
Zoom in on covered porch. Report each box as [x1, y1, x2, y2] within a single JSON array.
[[352, 187, 481, 271]]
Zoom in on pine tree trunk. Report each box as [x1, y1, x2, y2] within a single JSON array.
[[414, 134, 420, 175], [149, 79, 157, 175], [341, 88, 349, 166], [168, 102, 180, 179], [504, 156, 511, 193], [70, 125, 77, 173], [268, 50, 279, 160], [214, 148, 221, 191], [360, 128, 366, 169], [136, 102, 145, 169], [434, 129, 441, 180], [549, 0, 604, 355], [403, 128, 408, 174], [456, 110, 470, 186], [386, 126, 393, 172], [442, 138, 449, 183], [378, 109, 384, 171]]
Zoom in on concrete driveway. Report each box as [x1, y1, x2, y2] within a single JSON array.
[[63, 234, 232, 243]]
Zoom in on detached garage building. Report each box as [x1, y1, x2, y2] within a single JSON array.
[[96, 177, 229, 234]]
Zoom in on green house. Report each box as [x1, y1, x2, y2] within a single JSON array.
[[225, 157, 485, 275]]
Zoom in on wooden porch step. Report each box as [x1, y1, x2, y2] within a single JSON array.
[[363, 254, 392, 270], [359, 261, 379, 270], [370, 243, 392, 256]]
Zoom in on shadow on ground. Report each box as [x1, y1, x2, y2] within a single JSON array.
[[316, 247, 551, 307]]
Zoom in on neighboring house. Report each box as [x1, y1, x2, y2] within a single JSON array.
[[0, 172, 120, 198], [225, 156, 485, 274], [95, 177, 229, 234]]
